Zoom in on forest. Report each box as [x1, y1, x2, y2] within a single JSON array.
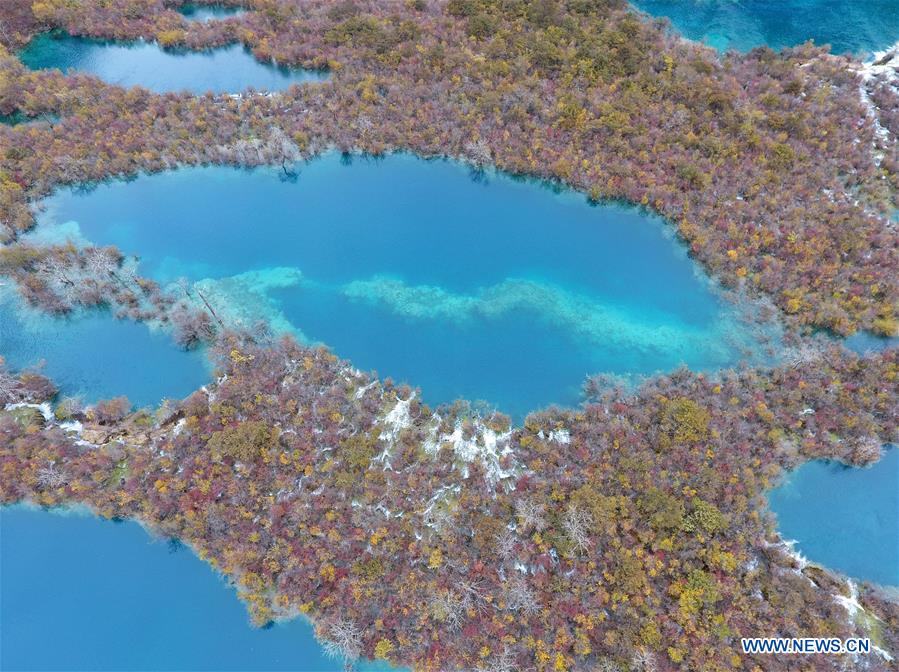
[[0, 1, 897, 670], [1, 333, 897, 671]]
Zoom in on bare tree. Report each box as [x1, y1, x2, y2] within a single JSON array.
[[496, 527, 517, 557], [782, 341, 824, 369], [504, 575, 539, 616], [431, 588, 465, 631], [82, 247, 118, 277], [630, 648, 657, 672], [851, 436, 883, 465], [475, 645, 514, 672], [563, 504, 593, 554], [457, 578, 491, 615], [595, 657, 623, 672], [37, 463, 68, 489], [37, 257, 77, 301], [514, 497, 546, 532], [464, 139, 492, 167], [0, 370, 24, 404], [266, 126, 302, 175], [318, 618, 362, 670], [55, 396, 84, 419]]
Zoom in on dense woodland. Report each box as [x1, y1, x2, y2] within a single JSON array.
[[0, 0, 895, 336], [1, 335, 897, 671], [0, 1, 897, 671]]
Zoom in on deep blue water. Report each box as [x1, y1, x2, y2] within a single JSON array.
[[34, 153, 778, 419], [19, 33, 327, 94], [632, 0, 899, 54], [0, 292, 208, 408], [0, 506, 392, 671], [768, 448, 899, 586]]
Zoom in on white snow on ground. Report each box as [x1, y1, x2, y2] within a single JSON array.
[[854, 42, 899, 165], [374, 392, 415, 466], [834, 580, 895, 662], [380, 392, 414, 441], [59, 419, 83, 434], [425, 419, 515, 484], [5, 401, 53, 422], [548, 428, 570, 445]]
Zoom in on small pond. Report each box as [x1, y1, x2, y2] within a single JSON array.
[[631, 0, 899, 54], [768, 447, 898, 586], [179, 3, 246, 22], [0, 505, 394, 671], [0, 290, 209, 407], [33, 153, 780, 419], [844, 331, 899, 355], [19, 32, 327, 94], [2, 112, 49, 126]]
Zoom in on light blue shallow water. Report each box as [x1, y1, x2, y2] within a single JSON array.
[[0, 506, 393, 671], [632, 0, 899, 54], [0, 292, 209, 407], [34, 153, 777, 419], [844, 331, 899, 355], [768, 448, 899, 586], [179, 4, 246, 22], [19, 33, 327, 94]]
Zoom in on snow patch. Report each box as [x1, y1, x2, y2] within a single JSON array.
[[6, 401, 53, 422], [425, 418, 515, 484], [854, 42, 899, 165], [548, 428, 570, 444]]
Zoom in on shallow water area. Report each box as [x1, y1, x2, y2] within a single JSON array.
[[0, 505, 396, 671], [18, 32, 327, 94], [179, 3, 247, 22], [0, 111, 58, 126], [844, 331, 899, 355], [768, 448, 899, 586], [631, 0, 899, 54], [0, 290, 209, 407], [35, 153, 780, 420]]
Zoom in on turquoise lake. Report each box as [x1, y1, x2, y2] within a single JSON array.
[[19, 33, 327, 94], [768, 448, 899, 587], [632, 0, 899, 54], [33, 153, 778, 420], [0, 506, 393, 672], [0, 290, 208, 408]]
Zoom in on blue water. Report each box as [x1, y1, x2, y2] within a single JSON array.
[[18, 33, 327, 94], [0, 293, 208, 407], [768, 448, 899, 586], [844, 331, 899, 355], [34, 153, 776, 419], [179, 4, 246, 22], [1, 112, 32, 126], [0, 506, 394, 671], [632, 0, 899, 54]]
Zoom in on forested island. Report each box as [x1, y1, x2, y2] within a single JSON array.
[[0, 1, 897, 671]]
